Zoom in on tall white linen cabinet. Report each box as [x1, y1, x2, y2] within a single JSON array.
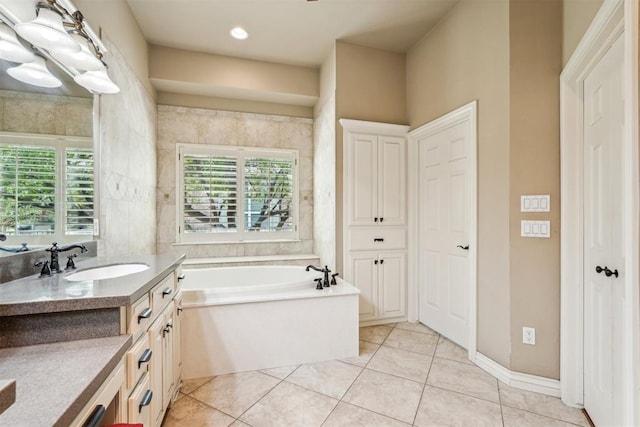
[[341, 119, 410, 326]]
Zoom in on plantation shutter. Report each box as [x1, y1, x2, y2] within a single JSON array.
[[244, 156, 294, 232], [0, 144, 56, 235], [183, 154, 238, 233], [65, 147, 94, 235]]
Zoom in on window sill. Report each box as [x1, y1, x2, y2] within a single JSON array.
[[172, 239, 302, 246]]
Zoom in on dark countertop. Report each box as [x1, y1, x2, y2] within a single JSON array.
[[0, 335, 132, 427], [0, 254, 186, 316]]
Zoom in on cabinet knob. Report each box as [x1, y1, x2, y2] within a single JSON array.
[[374, 260, 379, 265], [380, 217, 384, 223], [374, 217, 378, 222], [380, 259, 384, 265]]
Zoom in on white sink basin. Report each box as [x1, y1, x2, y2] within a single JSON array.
[[65, 263, 150, 281]]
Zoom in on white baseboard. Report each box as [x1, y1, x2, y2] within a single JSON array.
[[474, 352, 561, 398]]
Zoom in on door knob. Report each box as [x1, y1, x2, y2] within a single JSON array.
[[604, 267, 619, 278], [457, 245, 469, 250], [595, 266, 604, 274]]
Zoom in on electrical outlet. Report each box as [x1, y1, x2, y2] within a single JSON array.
[[523, 327, 536, 345]]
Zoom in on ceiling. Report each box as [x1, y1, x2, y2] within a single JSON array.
[[126, 0, 459, 68]]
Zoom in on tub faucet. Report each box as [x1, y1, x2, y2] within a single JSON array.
[[0, 234, 6, 241], [306, 265, 331, 287]]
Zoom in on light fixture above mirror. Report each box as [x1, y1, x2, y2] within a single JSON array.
[[0, 0, 119, 94]]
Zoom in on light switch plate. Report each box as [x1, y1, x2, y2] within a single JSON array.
[[521, 195, 550, 212], [521, 220, 551, 238]]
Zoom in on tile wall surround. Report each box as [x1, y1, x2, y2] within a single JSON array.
[[313, 93, 336, 268], [0, 90, 92, 137], [97, 35, 157, 257], [156, 105, 314, 260]]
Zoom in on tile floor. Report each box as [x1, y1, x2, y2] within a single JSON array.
[[163, 322, 588, 427]]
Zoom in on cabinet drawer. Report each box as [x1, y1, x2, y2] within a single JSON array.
[[128, 373, 152, 427], [152, 274, 175, 314], [348, 228, 406, 251], [128, 294, 152, 341], [126, 334, 152, 391]]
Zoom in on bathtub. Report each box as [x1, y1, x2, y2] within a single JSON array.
[[180, 265, 360, 378]]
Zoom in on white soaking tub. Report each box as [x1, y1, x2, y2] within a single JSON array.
[[180, 265, 360, 378]]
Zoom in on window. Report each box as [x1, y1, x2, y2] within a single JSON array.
[[0, 132, 94, 243], [178, 144, 298, 242]]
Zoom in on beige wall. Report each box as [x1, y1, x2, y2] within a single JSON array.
[[75, 0, 153, 97], [407, 0, 512, 368], [335, 41, 407, 273], [562, 0, 604, 65], [509, 0, 562, 378], [157, 92, 312, 118], [149, 46, 319, 107]]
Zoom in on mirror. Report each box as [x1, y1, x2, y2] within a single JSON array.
[[0, 53, 94, 257]]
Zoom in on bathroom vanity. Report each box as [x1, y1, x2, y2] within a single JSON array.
[[0, 253, 185, 426]]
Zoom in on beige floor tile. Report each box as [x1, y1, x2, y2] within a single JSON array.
[[434, 336, 472, 365], [367, 346, 432, 383], [394, 321, 438, 336], [163, 394, 235, 427], [499, 382, 588, 426], [426, 358, 499, 403], [360, 325, 394, 344], [341, 340, 380, 367], [414, 385, 502, 427], [259, 364, 299, 380], [502, 406, 584, 427], [285, 359, 362, 399], [181, 376, 213, 394], [322, 401, 411, 427], [190, 371, 280, 418], [239, 381, 337, 427], [230, 421, 252, 427], [342, 369, 423, 424], [383, 328, 439, 355]]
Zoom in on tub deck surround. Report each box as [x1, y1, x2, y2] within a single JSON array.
[[181, 265, 360, 378], [0, 253, 186, 316], [0, 335, 132, 427], [182, 253, 320, 268]]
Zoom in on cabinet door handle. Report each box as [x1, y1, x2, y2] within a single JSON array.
[[374, 238, 384, 242], [138, 348, 152, 369], [374, 217, 378, 222], [177, 306, 183, 315], [177, 274, 185, 281], [457, 245, 469, 250], [380, 217, 384, 223], [139, 390, 153, 413], [137, 307, 152, 324], [82, 405, 105, 427], [162, 287, 173, 297], [374, 260, 379, 265], [380, 259, 384, 265]]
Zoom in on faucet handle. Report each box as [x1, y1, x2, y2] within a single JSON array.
[[331, 273, 339, 285], [34, 260, 51, 277], [65, 253, 78, 270], [314, 278, 324, 290]]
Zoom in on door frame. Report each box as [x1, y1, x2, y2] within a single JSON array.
[[407, 100, 478, 361], [560, 0, 639, 424]]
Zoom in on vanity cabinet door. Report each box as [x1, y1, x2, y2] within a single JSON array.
[[173, 292, 183, 391], [148, 315, 165, 426], [162, 302, 175, 410]]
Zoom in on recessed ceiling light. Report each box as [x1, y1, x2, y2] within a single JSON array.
[[230, 27, 248, 40]]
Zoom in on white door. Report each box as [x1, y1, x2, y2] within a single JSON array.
[[348, 133, 378, 226], [583, 34, 624, 427], [418, 120, 472, 348], [378, 136, 406, 226], [378, 251, 407, 318], [348, 251, 378, 321]]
